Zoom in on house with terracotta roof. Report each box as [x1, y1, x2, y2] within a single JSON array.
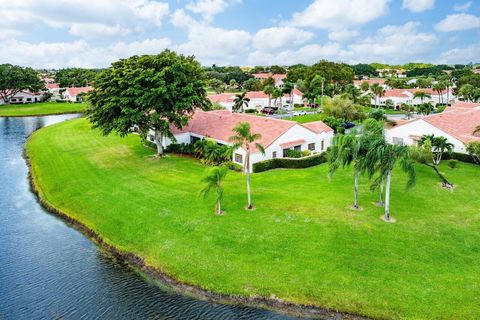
[[208, 89, 304, 111], [153, 110, 333, 170], [252, 73, 287, 87], [386, 102, 480, 153], [1, 90, 46, 104], [64, 87, 92, 102], [374, 88, 454, 109], [354, 78, 390, 89]]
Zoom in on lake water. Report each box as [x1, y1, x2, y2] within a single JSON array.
[[0, 115, 298, 320]]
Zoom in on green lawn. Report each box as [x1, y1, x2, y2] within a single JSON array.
[[292, 113, 325, 123], [0, 101, 86, 117], [26, 118, 480, 319]]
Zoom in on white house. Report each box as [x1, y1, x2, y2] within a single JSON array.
[[64, 87, 92, 102], [0, 91, 45, 105], [386, 102, 480, 153], [354, 78, 390, 90], [208, 89, 304, 112], [155, 110, 334, 171], [252, 73, 287, 87], [375, 88, 454, 109]]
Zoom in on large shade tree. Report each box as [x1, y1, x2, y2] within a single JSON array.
[[87, 50, 210, 156], [0, 64, 44, 104], [229, 122, 265, 210]]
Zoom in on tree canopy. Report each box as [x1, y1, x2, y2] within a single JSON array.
[[55, 68, 100, 87], [87, 50, 210, 155], [0, 64, 44, 103]]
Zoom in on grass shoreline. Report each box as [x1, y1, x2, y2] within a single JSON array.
[[25, 118, 480, 319], [24, 144, 366, 320], [0, 102, 86, 117]]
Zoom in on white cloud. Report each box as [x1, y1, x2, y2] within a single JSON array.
[[186, 0, 241, 23], [0, 0, 169, 38], [436, 43, 480, 64], [402, 0, 435, 12], [69, 23, 131, 39], [453, 1, 472, 12], [435, 13, 480, 32], [289, 0, 389, 30], [248, 43, 341, 65], [343, 22, 437, 63], [328, 29, 360, 42], [0, 38, 172, 68], [252, 27, 314, 50]]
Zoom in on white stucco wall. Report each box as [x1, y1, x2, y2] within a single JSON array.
[[386, 119, 466, 153]]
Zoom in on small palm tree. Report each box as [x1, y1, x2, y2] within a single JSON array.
[[233, 92, 250, 113], [229, 122, 265, 210], [369, 142, 416, 222], [431, 136, 454, 165], [200, 167, 228, 215], [263, 85, 274, 108], [413, 91, 431, 104]]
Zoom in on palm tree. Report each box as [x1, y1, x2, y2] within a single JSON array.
[[371, 83, 385, 108], [200, 167, 228, 215], [233, 92, 250, 113], [413, 91, 431, 104], [229, 122, 265, 210], [282, 81, 294, 116], [416, 102, 434, 115], [263, 85, 274, 108], [311, 75, 325, 109], [369, 141, 416, 222], [431, 136, 454, 165], [328, 131, 363, 209], [272, 88, 282, 109], [360, 81, 370, 92], [433, 82, 446, 105], [400, 102, 414, 119]]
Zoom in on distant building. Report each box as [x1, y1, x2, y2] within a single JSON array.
[[208, 89, 304, 111], [373, 88, 454, 109], [0, 91, 45, 104], [153, 110, 334, 171], [252, 73, 287, 87], [354, 78, 390, 89], [64, 87, 92, 102]]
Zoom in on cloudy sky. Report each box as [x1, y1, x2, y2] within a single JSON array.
[[0, 0, 479, 68]]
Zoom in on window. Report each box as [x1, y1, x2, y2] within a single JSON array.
[[272, 151, 277, 159], [308, 143, 315, 151], [392, 137, 404, 145], [283, 149, 289, 157], [294, 145, 301, 151], [148, 134, 155, 142], [234, 153, 243, 164], [26, 98, 32, 102], [190, 136, 201, 144], [321, 140, 324, 151]]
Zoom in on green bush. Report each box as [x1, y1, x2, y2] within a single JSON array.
[[286, 149, 302, 158], [448, 159, 458, 169], [165, 143, 193, 154], [253, 153, 327, 173], [222, 161, 243, 172], [244, 109, 257, 114], [302, 149, 312, 157], [55, 99, 67, 103], [442, 152, 477, 164]]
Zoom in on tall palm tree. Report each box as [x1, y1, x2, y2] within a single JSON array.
[[263, 85, 274, 108], [413, 91, 431, 104], [282, 81, 294, 116], [229, 122, 265, 210], [371, 83, 385, 108], [233, 92, 250, 113], [368, 141, 416, 222], [200, 167, 228, 215], [432, 82, 446, 105], [272, 88, 282, 109]]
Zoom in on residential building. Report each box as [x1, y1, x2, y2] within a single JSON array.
[[252, 73, 287, 87], [208, 89, 304, 112], [64, 87, 92, 102], [0, 91, 45, 104], [353, 78, 390, 89], [373, 88, 454, 109], [155, 110, 333, 171], [386, 102, 480, 153]]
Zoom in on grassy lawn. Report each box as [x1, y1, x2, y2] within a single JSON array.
[[292, 113, 326, 123], [0, 102, 86, 117], [26, 118, 480, 319]]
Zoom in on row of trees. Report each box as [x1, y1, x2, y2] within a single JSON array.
[[0, 64, 44, 104]]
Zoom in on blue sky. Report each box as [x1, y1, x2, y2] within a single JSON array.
[[0, 0, 479, 68]]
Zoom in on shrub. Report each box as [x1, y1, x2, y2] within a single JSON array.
[[442, 151, 477, 164], [253, 153, 327, 173], [165, 143, 193, 154], [222, 161, 243, 172], [55, 99, 67, 103], [286, 149, 302, 158], [448, 159, 458, 169], [302, 150, 312, 157], [244, 109, 257, 114]]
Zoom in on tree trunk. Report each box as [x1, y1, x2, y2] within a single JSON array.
[[217, 200, 222, 215], [378, 177, 384, 207], [153, 131, 164, 156], [353, 168, 359, 209], [268, 95, 271, 108], [384, 171, 392, 221], [245, 150, 252, 209]]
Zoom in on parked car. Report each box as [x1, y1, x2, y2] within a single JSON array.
[[343, 122, 356, 129], [261, 107, 276, 115]]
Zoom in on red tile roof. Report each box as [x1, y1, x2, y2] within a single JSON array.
[[208, 93, 235, 103], [383, 88, 451, 98], [46, 83, 59, 89], [252, 73, 287, 80], [208, 89, 303, 103], [354, 78, 386, 86], [451, 101, 480, 109], [65, 87, 92, 97], [171, 110, 331, 152], [302, 121, 334, 133], [280, 139, 306, 149]]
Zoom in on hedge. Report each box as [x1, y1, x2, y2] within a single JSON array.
[[253, 152, 327, 173], [442, 152, 478, 165]]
